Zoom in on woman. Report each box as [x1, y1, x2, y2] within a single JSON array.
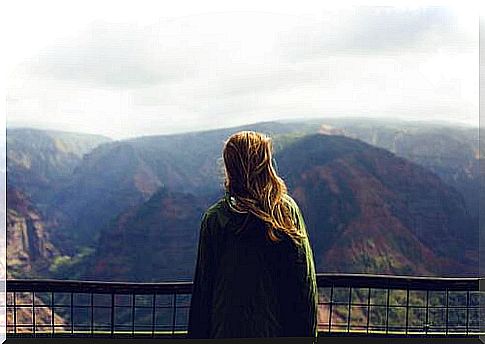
[[187, 131, 318, 342]]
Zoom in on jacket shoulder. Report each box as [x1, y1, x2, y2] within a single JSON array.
[[204, 198, 226, 216], [202, 197, 232, 232]]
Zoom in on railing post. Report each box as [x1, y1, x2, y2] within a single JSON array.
[[466, 290, 470, 335], [32, 291, 36, 335], [425, 290, 429, 335], [91, 293, 94, 335], [328, 285, 334, 333], [132, 293, 136, 336], [13, 292, 17, 334], [366, 287, 371, 334], [405, 288, 409, 335], [70, 292, 74, 335], [347, 287, 352, 333], [51, 291, 54, 336], [445, 288, 449, 335], [110, 293, 115, 336], [151, 293, 156, 337], [385, 288, 390, 335], [172, 290, 178, 335]]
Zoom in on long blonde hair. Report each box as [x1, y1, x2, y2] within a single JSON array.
[[222, 131, 305, 244]]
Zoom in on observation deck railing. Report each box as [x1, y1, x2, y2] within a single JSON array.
[[6, 273, 484, 338]]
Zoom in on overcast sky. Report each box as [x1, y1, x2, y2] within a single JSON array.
[[5, 2, 479, 139]]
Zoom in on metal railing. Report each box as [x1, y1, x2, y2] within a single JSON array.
[[316, 274, 483, 336], [6, 273, 484, 338]]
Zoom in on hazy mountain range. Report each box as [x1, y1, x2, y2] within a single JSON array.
[[6, 118, 480, 281]]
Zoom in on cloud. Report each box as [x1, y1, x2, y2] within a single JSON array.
[[276, 6, 476, 62], [7, 6, 478, 138], [19, 7, 475, 89], [22, 19, 206, 88]]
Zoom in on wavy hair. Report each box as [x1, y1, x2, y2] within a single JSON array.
[[222, 131, 305, 244]]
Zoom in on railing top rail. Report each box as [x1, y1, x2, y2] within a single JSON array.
[[6, 279, 193, 294], [316, 273, 482, 290], [6, 273, 482, 294]]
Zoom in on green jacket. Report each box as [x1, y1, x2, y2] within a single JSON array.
[[188, 192, 318, 342]]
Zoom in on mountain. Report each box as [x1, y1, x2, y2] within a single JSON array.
[[6, 128, 112, 275], [277, 134, 475, 276], [88, 188, 210, 282], [88, 133, 476, 282], [7, 128, 111, 207], [6, 120, 479, 280], [51, 121, 318, 245], [6, 187, 60, 278], [299, 118, 480, 227]]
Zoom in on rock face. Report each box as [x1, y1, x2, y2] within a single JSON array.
[[311, 118, 480, 241], [88, 188, 210, 282], [6, 128, 113, 254], [277, 134, 475, 276], [7, 187, 59, 278], [6, 186, 70, 331]]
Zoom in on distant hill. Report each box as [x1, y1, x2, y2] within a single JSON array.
[[88, 133, 476, 282], [50, 121, 318, 244], [88, 188, 209, 282], [5, 120, 480, 280], [6, 128, 111, 275], [277, 133, 475, 276], [304, 118, 480, 226], [7, 128, 111, 207]]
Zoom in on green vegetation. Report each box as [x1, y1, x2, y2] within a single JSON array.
[[48, 247, 95, 279]]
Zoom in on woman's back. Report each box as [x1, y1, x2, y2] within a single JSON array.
[[188, 193, 318, 340]]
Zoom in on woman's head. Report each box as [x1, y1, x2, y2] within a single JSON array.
[[222, 131, 305, 244]]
